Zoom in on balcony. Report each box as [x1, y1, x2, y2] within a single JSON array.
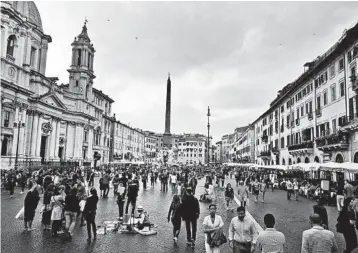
[[315, 131, 349, 152], [271, 147, 279, 155], [316, 108, 322, 118], [296, 118, 300, 126], [288, 141, 314, 156], [341, 113, 358, 132], [308, 112, 313, 120], [260, 150, 271, 159]]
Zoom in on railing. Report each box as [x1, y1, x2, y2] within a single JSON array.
[[315, 131, 349, 147], [288, 141, 313, 151], [260, 150, 271, 157]]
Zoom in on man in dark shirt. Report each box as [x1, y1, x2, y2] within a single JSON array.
[[313, 198, 328, 229], [125, 180, 139, 215], [181, 187, 200, 248]]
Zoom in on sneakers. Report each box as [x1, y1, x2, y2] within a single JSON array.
[[20, 192, 24, 194], [187, 240, 192, 245], [173, 237, 178, 244], [261, 200, 264, 203], [191, 239, 195, 248], [27, 228, 35, 231]]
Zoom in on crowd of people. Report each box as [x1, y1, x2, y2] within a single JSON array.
[[2, 164, 358, 253]]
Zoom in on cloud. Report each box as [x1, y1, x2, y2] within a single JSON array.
[[36, 1, 358, 141]]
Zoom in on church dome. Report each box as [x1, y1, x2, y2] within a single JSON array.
[[4, 1, 43, 31]]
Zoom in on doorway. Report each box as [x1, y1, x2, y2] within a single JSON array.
[[58, 147, 64, 160], [40, 136, 47, 164]]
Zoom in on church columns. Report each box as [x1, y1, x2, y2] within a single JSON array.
[[11, 105, 20, 155], [54, 120, 60, 159], [49, 117, 57, 159], [18, 105, 28, 156], [39, 43, 48, 74], [30, 112, 39, 157], [35, 113, 43, 157]]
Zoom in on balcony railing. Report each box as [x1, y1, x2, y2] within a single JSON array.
[[340, 113, 358, 130], [288, 141, 313, 151], [308, 112, 313, 120], [260, 150, 271, 157], [316, 108, 322, 117], [315, 131, 349, 151]]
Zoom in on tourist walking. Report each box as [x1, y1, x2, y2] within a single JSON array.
[[256, 213, 285, 253], [203, 204, 225, 253], [286, 179, 293, 200], [237, 181, 249, 207], [337, 201, 357, 253], [42, 183, 55, 230], [181, 187, 200, 248], [260, 179, 266, 203], [252, 178, 260, 203], [293, 178, 300, 201], [24, 184, 41, 231], [301, 213, 337, 253], [225, 183, 234, 211], [102, 171, 111, 198], [344, 180, 355, 207], [51, 185, 65, 237], [64, 187, 79, 239], [167, 195, 182, 244], [228, 206, 258, 253], [170, 173, 178, 194], [83, 187, 99, 242]]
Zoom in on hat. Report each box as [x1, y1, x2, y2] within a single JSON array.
[[137, 205, 144, 211]]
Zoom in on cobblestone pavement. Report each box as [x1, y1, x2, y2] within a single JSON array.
[[1, 178, 234, 253], [2, 177, 353, 253], [224, 177, 349, 253]]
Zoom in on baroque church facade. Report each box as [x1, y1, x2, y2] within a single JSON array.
[[1, 1, 116, 169]]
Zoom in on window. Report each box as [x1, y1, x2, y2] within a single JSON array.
[[77, 49, 82, 65], [30, 47, 36, 67], [1, 135, 11, 156], [323, 91, 328, 105], [3, 111, 11, 127], [84, 131, 88, 142], [331, 85, 336, 102], [305, 103, 309, 114], [301, 105, 304, 117], [76, 80, 79, 87], [281, 106, 284, 113], [339, 58, 344, 72], [6, 35, 16, 57], [332, 119, 337, 133], [317, 96, 321, 109], [296, 108, 300, 119], [340, 81, 345, 97], [309, 101, 313, 113], [280, 137, 285, 149], [329, 64, 335, 78], [351, 65, 356, 76]]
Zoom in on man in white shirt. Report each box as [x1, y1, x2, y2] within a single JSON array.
[[301, 213, 338, 253], [229, 206, 258, 253], [256, 214, 285, 253], [170, 173, 177, 194], [285, 179, 293, 201]]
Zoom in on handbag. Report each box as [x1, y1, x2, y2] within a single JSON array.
[[208, 229, 227, 248], [15, 207, 24, 220]]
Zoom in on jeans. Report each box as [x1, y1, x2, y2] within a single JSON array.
[[65, 211, 77, 235], [171, 217, 181, 237], [103, 184, 109, 197], [171, 183, 177, 194], [9, 183, 14, 195], [287, 189, 292, 200], [337, 195, 344, 211], [118, 201, 124, 218], [52, 220, 62, 235], [143, 180, 147, 189], [85, 215, 96, 238], [185, 219, 197, 241], [125, 198, 136, 215], [294, 189, 299, 200]]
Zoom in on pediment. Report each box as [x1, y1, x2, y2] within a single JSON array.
[[36, 92, 67, 110]]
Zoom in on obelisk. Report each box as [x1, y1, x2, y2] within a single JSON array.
[[163, 73, 172, 148]]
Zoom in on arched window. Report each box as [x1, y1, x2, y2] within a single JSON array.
[[305, 157, 310, 163], [6, 35, 16, 57], [335, 153, 344, 163], [297, 157, 301, 163], [314, 156, 320, 163], [282, 158, 286, 165], [354, 152, 358, 163], [288, 158, 292, 165]]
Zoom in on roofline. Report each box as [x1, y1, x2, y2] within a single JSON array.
[[92, 88, 114, 103]]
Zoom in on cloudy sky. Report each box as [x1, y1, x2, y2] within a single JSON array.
[[36, 1, 358, 142]]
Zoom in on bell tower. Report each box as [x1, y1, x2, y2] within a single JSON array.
[[67, 20, 96, 100]]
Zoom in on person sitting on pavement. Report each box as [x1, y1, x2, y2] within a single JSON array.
[[136, 205, 151, 230]]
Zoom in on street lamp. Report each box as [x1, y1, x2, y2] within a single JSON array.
[[14, 112, 24, 170], [207, 106, 211, 165]]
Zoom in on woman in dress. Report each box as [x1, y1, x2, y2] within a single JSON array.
[[83, 187, 99, 242], [24, 184, 41, 231], [203, 204, 224, 253], [42, 183, 55, 230], [51, 185, 66, 237], [224, 183, 234, 211], [167, 195, 182, 244]]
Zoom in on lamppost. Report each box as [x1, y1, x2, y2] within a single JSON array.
[[14, 113, 24, 170], [207, 106, 211, 165]]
